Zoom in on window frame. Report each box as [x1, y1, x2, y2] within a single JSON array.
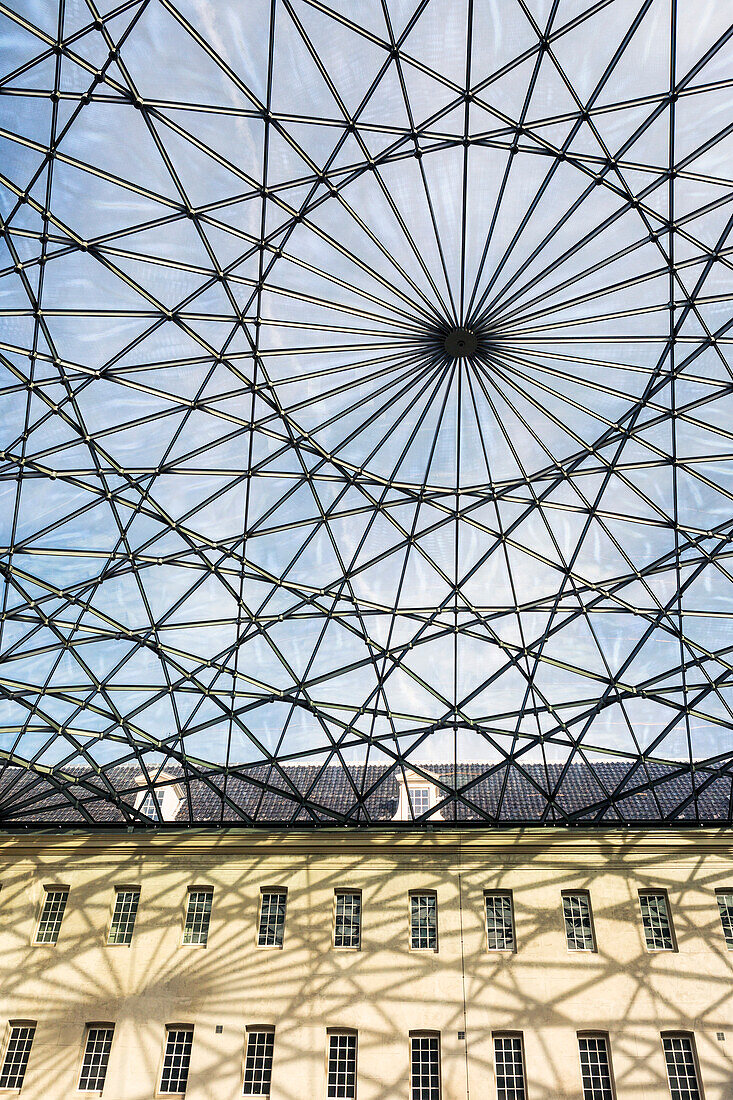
[[257, 888, 287, 949], [107, 885, 141, 947], [638, 889, 677, 953], [409, 890, 439, 953], [577, 1031, 616, 1100], [242, 1025, 275, 1098], [0, 1020, 36, 1092], [325, 1028, 358, 1100], [484, 891, 516, 953], [333, 890, 362, 951], [660, 1031, 703, 1100], [715, 889, 733, 950], [77, 1022, 115, 1094], [34, 884, 70, 946], [181, 886, 213, 948], [409, 1030, 441, 1100], [562, 890, 597, 953], [492, 1031, 526, 1100], [158, 1024, 194, 1097]]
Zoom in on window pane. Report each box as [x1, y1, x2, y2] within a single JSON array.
[[183, 890, 212, 945], [258, 892, 286, 947], [327, 1033, 357, 1099], [662, 1036, 700, 1100], [564, 895, 595, 951], [0, 1025, 35, 1089], [139, 790, 159, 820], [494, 1035, 525, 1100], [79, 1026, 114, 1091], [160, 1028, 193, 1094], [578, 1036, 614, 1100], [108, 889, 140, 945], [410, 895, 437, 950], [36, 888, 68, 944], [411, 1035, 440, 1100], [640, 894, 674, 951], [717, 892, 733, 948], [243, 1030, 274, 1096], [334, 893, 361, 949], [485, 894, 514, 951]]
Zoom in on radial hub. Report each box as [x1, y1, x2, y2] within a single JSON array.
[[444, 326, 478, 358]]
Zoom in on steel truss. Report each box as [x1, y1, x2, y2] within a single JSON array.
[[0, 0, 732, 825]]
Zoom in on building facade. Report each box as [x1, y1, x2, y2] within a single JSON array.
[[0, 826, 732, 1099]]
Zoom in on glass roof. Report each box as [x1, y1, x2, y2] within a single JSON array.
[[1, 0, 732, 825]]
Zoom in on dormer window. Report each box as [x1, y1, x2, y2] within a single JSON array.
[[393, 770, 443, 822], [135, 781, 182, 823]]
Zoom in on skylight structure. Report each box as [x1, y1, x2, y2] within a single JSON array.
[[1, 0, 732, 825]]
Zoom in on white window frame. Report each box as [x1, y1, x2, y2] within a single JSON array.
[[333, 890, 361, 950], [107, 886, 140, 946], [242, 1025, 275, 1097], [493, 1032, 526, 1100], [257, 889, 287, 948], [715, 889, 733, 949], [577, 1032, 616, 1100], [0, 1021, 36, 1091], [78, 1023, 115, 1092], [393, 770, 443, 821], [661, 1032, 702, 1100], [639, 890, 677, 952], [159, 1025, 194, 1096], [34, 885, 69, 945], [563, 891, 596, 952], [326, 1029, 357, 1100], [485, 891, 515, 952], [409, 891, 438, 952], [409, 1031, 441, 1100], [182, 887, 213, 947]]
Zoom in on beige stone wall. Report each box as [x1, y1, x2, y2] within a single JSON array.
[[0, 828, 732, 1099]]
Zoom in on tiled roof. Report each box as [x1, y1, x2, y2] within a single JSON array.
[[0, 762, 729, 827]]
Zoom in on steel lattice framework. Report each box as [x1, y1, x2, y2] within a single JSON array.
[[1, 0, 733, 826]]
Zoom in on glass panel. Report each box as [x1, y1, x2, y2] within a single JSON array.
[[410, 895, 437, 950], [662, 1036, 700, 1100], [578, 1036, 614, 1100], [716, 892, 733, 948], [108, 889, 140, 945], [485, 894, 514, 951], [334, 893, 361, 949], [639, 894, 674, 951], [183, 890, 213, 945], [0, 1025, 36, 1090], [493, 1035, 525, 1100], [79, 1027, 114, 1092], [327, 1033, 357, 1099], [410, 1035, 440, 1100], [243, 1030, 274, 1096], [258, 893, 287, 947], [36, 889, 69, 944], [564, 895, 595, 951], [160, 1029, 193, 1094]]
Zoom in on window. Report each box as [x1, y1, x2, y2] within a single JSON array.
[[716, 890, 733, 949], [410, 1033, 440, 1100], [0, 1024, 35, 1090], [410, 788, 431, 816], [183, 888, 212, 946], [258, 890, 287, 947], [485, 893, 515, 951], [327, 1031, 357, 1099], [662, 1034, 701, 1100], [563, 893, 596, 952], [35, 887, 69, 944], [243, 1028, 274, 1096], [108, 888, 140, 945], [410, 893, 437, 951], [639, 892, 675, 951], [79, 1025, 114, 1091], [139, 790, 160, 820], [334, 892, 361, 949], [578, 1034, 615, 1100], [160, 1027, 193, 1094], [493, 1034, 525, 1100]]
